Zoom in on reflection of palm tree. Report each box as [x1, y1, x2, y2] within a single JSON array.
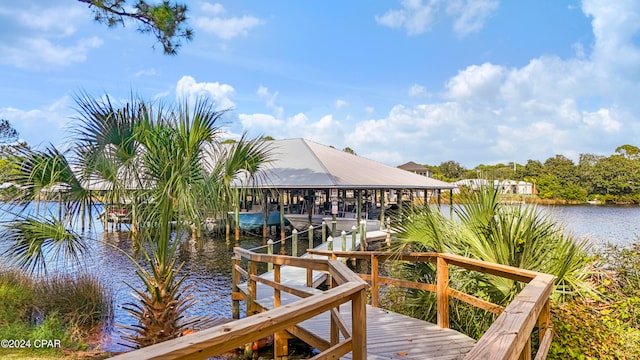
[[2, 93, 271, 347]]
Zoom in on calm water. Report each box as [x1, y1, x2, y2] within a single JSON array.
[[2, 202, 640, 352]]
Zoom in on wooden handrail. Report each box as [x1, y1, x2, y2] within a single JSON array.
[[111, 248, 369, 360], [308, 249, 555, 360]]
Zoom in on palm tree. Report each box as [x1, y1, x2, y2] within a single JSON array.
[[1, 93, 271, 348]]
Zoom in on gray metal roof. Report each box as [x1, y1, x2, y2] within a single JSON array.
[[233, 138, 455, 190]]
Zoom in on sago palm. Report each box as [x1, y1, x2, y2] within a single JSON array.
[[393, 186, 594, 337]]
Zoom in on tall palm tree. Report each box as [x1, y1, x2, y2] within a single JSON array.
[[1, 93, 271, 348]]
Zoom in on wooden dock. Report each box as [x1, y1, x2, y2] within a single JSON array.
[[240, 230, 476, 359], [111, 228, 555, 360]]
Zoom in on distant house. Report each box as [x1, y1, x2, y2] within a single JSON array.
[[497, 180, 536, 195], [452, 179, 536, 195], [452, 179, 491, 194], [398, 161, 432, 177]]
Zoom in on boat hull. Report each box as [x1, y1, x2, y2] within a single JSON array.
[[284, 214, 324, 230], [322, 217, 381, 233], [230, 211, 290, 230]]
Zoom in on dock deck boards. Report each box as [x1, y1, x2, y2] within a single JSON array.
[[239, 229, 476, 359]]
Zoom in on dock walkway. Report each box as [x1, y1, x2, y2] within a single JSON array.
[[239, 230, 476, 359]]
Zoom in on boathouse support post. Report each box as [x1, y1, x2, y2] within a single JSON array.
[[279, 191, 285, 249], [235, 188, 240, 245], [436, 256, 450, 328], [262, 190, 269, 240], [380, 188, 385, 230], [351, 226, 357, 266], [292, 229, 298, 257], [397, 188, 403, 220], [357, 189, 362, 223]]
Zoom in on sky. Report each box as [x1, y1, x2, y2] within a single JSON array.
[[1, 0, 639, 168]]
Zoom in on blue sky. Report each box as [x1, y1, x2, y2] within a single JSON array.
[[1, 0, 639, 168]]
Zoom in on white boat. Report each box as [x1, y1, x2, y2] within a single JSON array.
[[284, 213, 324, 230], [322, 216, 381, 233]]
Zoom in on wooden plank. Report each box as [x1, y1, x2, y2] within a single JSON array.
[[449, 288, 503, 315], [351, 288, 367, 360], [310, 338, 352, 360], [534, 328, 553, 360], [441, 253, 540, 283]]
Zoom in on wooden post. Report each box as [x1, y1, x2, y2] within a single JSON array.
[[351, 226, 357, 266], [538, 299, 551, 343], [379, 188, 385, 230], [232, 256, 241, 319], [351, 288, 367, 360], [357, 189, 362, 223], [327, 237, 333, 251], [519, 340, 532, 360], [248, 260, 257, 315], [267, 239, 274, 272], [331, 214, 337, 237], [308, 225, 314, 251], [341, 231, 347, 252], [263, 190, 269, 241], [292, 229, 298, 257], [322, 221, 327, 243], [235, 189, 240, 245], [436, 256, 450, 328], [279, 191, 285, 247], [360, 220, 367, 250], [274, 264, 281, 308], [371, 253, 379, 307]]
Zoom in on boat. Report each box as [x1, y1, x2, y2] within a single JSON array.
[[284, 213, 324, 230], [321, 216, 381, 233], [229, 211, 290, 231]]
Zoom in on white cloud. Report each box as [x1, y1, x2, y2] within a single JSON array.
[[238, 113, 284, 134], [194, 3, 262, 40], [445, 62, 504, 102], [375, 0, 498, 36], [446, 0, 499, 36], [0, 2, 101, 70], [257, 86, 284, 118], [408, 84, 428, 97], [175, 76, 235, 110], [135, 68, 159, 78], [335, 99, 349, 109], [375, 0, 438, 35], [0, 97, 72, 148]]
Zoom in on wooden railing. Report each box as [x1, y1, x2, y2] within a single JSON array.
[[110, 248, 369, 360], [307, 249, 555, 360]]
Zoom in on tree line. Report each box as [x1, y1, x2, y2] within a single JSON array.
[[424, 144, 640, 203]]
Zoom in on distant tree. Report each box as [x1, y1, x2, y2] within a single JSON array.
[[591, 155, 640, 201], [262, 136, 275, 141], [615, 144, 640, 160], [343, 147, 356, 155], [78, 0, 192, 55], [438, 160, 465, 180], [0, 119, 18, 144], [543, 155, 578, 185]]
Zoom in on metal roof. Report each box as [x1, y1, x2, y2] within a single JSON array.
[[233, 138, 455, 190]]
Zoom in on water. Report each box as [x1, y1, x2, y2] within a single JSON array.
[[436, 204, 640, 247], [2, 202, 640, 352]]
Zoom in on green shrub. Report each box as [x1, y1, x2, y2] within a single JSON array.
[[0, 270, 36, 325], [36, 274, 113, 338]]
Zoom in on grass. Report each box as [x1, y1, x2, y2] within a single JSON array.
[[0, 269, 113, 358]]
